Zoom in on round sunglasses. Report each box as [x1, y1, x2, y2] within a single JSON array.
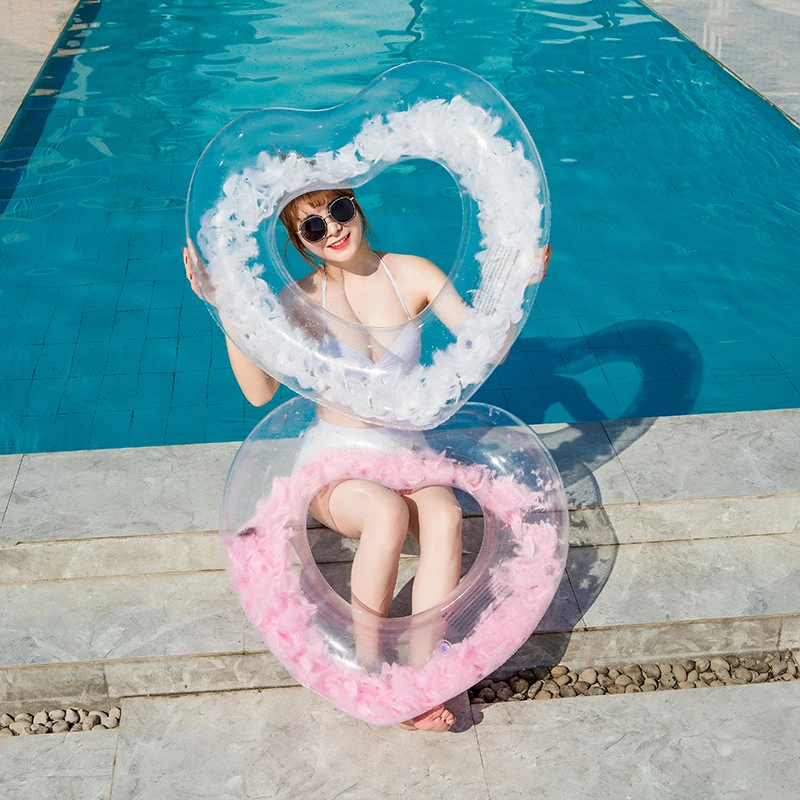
[[297, 196, 358, 243]]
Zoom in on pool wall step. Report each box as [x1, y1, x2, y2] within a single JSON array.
[[1, 409, 798, 712]]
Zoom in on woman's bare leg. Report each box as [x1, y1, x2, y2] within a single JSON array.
[[310, 479, 410, 666], [309, 480, 461, 731], [406, 485, 464, 618], [402, 485, 463, 731]]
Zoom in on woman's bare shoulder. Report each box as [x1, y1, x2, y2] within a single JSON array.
[[291, 270, 323, 299], [380, 252, 444, 280]]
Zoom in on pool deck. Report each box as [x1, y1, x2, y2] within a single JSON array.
[[646, 0, 800, 124], [2, 1, 800, 797], [1, 408, 799, 797]]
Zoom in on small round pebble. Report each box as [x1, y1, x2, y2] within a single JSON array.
[[659, 674, 677, 689], [578, 668, 597, 685], [733, 666, 752, 683], [526, 681, 543, 699], [9, 722, 31, 735], [542, 680, 561, 695], [642, 664, 661, 680]]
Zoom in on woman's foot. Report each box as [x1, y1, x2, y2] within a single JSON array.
[[398, 704, 455, 732]]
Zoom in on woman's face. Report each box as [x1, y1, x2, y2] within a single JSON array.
[[296, 197, 364, 264]]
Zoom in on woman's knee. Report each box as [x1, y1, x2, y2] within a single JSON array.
[[324, 480, 408, 538], [419, 500, 463, 552], [366, 492, 410, 542]]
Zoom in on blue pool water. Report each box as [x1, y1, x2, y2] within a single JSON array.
[[1, 0, 799, 455]]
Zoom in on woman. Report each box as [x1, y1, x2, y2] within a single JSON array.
[[184, 188, 549, 731], [187, 187, 464, 731]]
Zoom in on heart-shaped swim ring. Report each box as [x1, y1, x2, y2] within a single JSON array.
[[187, 61, 549, 429], [221, 400, 569, 726]]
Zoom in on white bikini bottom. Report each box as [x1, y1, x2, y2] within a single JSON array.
[[295, 418, 429, 470]]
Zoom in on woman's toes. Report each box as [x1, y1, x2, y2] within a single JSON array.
[[404, 704, 454, 732]]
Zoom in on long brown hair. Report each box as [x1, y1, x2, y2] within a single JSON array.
[[279, 188, 370, 267]]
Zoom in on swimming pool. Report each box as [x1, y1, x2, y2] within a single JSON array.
[[1, 0, 799, 455]]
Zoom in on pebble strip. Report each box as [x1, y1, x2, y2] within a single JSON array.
[[469, 651, 800, 704], [0, 707, 121, 736]]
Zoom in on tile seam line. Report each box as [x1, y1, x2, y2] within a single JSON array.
[[0, 456, 25, 530], [598, 417, 644, 505], [639, 0, 800, 129], [569, 489, 800, 509], [0, 648, 269, 672], [0, 566, 228, 586], [0, 529, 220, 548], [473, 713, 493, 800], [577, 610, 796, 637], [0, 528, 219, 553], [0, 553, 438, 585], [569, 529, 800, 550], [563, 568, 589, 630]]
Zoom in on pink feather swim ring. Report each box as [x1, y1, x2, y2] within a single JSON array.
[[222, 399, 569, 726]]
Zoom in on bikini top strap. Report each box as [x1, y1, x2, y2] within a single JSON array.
[[321, 270, 328, 335], [380, 257, 412, 321]]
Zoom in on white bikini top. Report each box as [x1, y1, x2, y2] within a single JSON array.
[[319, 258, 422, 369]]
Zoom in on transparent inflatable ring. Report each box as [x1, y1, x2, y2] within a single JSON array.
[[187, 61, 550, 430], [221, 400, 569, 726]]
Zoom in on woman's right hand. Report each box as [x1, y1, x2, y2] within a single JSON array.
[[183, 241, 217, 305]]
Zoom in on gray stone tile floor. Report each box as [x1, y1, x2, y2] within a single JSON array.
[[2, 683, 798, 799], [0, 0, 76, 138], [647, 0, 800, 123], [2, 408, 799, 796]]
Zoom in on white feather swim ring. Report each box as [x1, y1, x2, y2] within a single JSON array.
[[221, 399, 569, 726], [187, 61, 550, 430]]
